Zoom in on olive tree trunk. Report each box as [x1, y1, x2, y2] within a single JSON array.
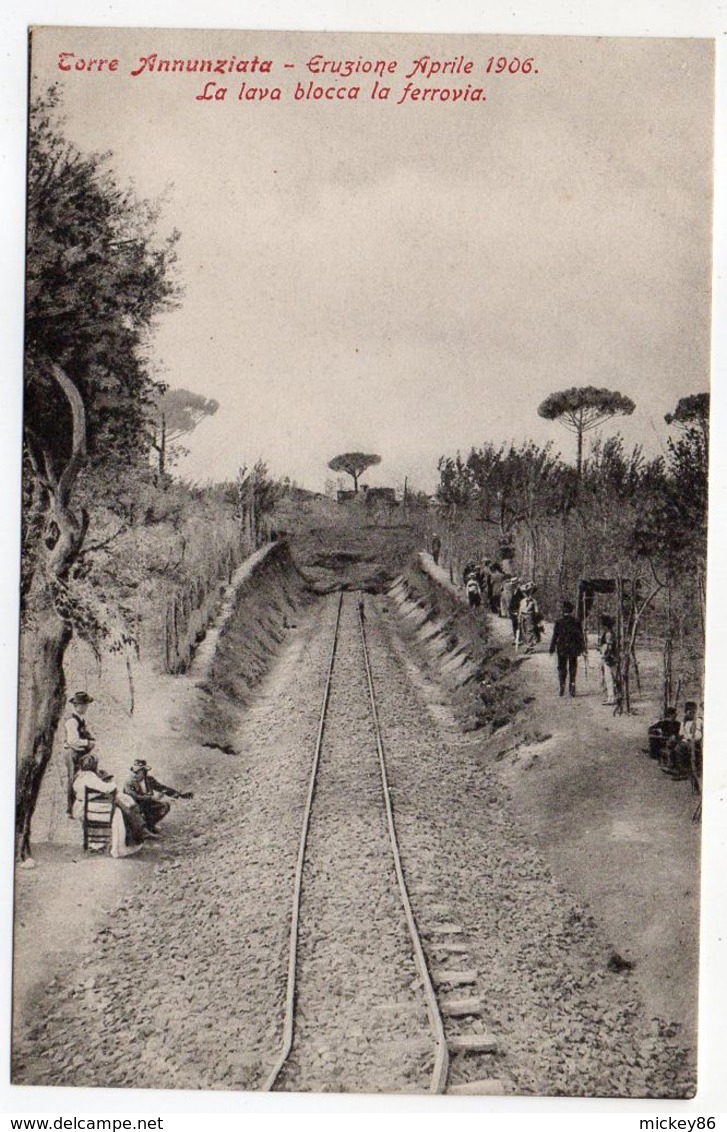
[[16, 362, 87, 860]]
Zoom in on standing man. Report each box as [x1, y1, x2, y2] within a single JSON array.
[[431, 533, 441, 565], [124, 759, 193, 834], [549, 600, 586, 696], [64, 691, 95, 818], [599, 614, 618, 706]]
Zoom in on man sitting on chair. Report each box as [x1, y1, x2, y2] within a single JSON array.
[[123, 759, 193, 834]]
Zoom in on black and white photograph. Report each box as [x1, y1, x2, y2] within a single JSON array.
[[4, 11, 722, 1112]]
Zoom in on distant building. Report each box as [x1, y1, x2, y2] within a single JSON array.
[[363, 486, 397, 506], [336, 485, 398, 505]]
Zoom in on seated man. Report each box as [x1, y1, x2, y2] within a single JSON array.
[[647, 706, 681, 759], [123, 759, 193, 834], [674, 700, 703, 783], [682, 701, 703, 748]]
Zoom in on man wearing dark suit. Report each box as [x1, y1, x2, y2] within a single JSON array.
[[549, 600, 587, 697]]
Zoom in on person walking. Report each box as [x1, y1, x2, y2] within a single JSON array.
[[549, 600, 586, 697], [500, 575, 514, 619]]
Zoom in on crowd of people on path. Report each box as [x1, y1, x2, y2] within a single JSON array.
[[454, 549, 635, 708], [429, 543, 703, 801], [461, 560, 545, 655], [64, 691, 193, 858], [456, 557, 702, 753]]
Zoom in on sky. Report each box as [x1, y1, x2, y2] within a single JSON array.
[[29, 28, 714, 492]]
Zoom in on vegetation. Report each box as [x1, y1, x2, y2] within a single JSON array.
[[537, 387, 636, 475], [434, 393, 708, 711], [18, 91, 709, 857], [150, 387, 219, 479], [327, 452, 381, 493], [18, 90, 180, 857]]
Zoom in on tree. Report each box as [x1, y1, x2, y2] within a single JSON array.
[[327, 452, 381, 493], [665, 392, 709, 447], [18, 89, 179, 858], [436, 453, 472, 513], [151, 387, 219, 478], [537, 386, 636, 476], [660, 393, 709, 577], [235, 461, 282, 547]]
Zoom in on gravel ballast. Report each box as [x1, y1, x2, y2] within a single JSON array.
[[365, 593, 695, 1098], [277, 595, 432, 1093], [13, 584, 694, 1097]]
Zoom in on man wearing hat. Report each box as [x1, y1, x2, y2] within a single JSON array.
[[549, 600, 587, 697], [123, 760, 193, 834], [64, 692, 96, 818]]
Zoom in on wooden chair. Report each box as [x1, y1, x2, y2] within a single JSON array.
[[83, 787, 115, 853]]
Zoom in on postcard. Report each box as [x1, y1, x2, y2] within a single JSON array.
[[12, 25, 713, 1100]]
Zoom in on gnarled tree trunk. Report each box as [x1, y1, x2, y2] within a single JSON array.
[[16, 596, 72, 859], [16, 362, 87, 860]]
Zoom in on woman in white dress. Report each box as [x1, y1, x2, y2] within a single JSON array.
[[72, 755, 145, 857]]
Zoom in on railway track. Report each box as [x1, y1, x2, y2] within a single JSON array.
[[262, 590, 505, 1095]]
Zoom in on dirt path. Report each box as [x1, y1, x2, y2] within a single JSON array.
[[418, 554, 700, 1054], [495, 625, 701, 1050], [12, 665, 204, 1051]]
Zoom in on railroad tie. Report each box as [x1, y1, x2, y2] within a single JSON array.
[[432, 968, 478, 987], [426, 922, 465, 936], [441, 997, 483, 1017], [447, 1078, 510, 1096], [429, 940, 470, 954], [447, 1033, 499, 1054]]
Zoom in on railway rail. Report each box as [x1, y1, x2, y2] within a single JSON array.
[[262, 589, 504, 1095]]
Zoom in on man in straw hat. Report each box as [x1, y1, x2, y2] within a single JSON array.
[[64, 691, 96, 818]]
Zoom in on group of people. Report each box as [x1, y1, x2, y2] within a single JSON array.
[[456, 556, 699, 756], [647, 701, 703, 781], [453, 550, 705, 791], [65, 691, 193, 858], [462, 559, 507, 615], [461, 562, 545, 654]]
